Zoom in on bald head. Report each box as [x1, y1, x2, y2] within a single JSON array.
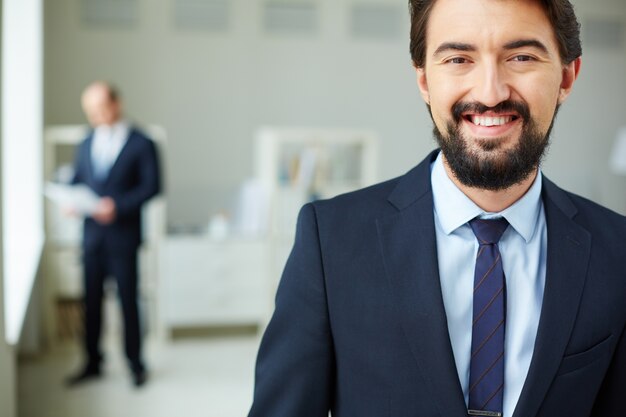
[[81, 81, 122, 127]]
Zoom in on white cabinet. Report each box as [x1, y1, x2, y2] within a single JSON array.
[[160, 236, 269, 330]]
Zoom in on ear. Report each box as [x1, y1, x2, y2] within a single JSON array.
[[558, 56, 581, 104], [112, 99, 123, 115], [415, 64, 430, 105]]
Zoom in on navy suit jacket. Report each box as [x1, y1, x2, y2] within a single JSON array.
[[249, 150, 626, 417], [72, 127, 161, 254]]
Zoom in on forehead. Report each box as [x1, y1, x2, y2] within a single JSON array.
[[426, 0, 557, 52], [83, 86, 113, 106]]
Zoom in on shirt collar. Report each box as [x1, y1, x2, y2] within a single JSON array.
[[430, 152, 543, 243], [94, 120, 129, 137]]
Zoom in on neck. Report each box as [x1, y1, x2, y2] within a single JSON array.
[[95, 118, 122, 129], [441, 155, 538, 213]]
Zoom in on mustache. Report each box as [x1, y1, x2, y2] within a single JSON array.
[[452, 100, 531, 123]]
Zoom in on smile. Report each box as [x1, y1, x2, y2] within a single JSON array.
[[459, 112, 522, 138], [466, 115, 519, 126]]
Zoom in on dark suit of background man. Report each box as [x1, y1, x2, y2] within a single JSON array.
[[249, 0, 626, 416], [66, 81, 161, 388]]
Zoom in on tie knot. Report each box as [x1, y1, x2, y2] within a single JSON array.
[[469, 217, 509, 244]]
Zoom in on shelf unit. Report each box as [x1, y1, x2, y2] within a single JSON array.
[[255, 126, 378, 309]]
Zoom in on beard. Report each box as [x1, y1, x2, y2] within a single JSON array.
[[432, 100, 558, 191]]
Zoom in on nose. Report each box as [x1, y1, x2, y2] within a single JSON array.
[[471, 61, 511, 108]]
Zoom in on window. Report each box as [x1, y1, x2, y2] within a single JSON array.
[[2, 0, 44, 345]]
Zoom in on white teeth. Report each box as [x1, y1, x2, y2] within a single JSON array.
[[471, 115, 513, 126]]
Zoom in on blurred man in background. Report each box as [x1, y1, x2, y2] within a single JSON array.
[[66, 81, 161, 388]]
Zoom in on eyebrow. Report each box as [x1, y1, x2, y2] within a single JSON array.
[[432, 39, 550, 57], [433, 42, 476, 56], [503, 39, 549, 54]]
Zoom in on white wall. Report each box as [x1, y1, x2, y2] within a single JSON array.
[[0, 2, 18, 415], [44, 0, 626, 225]]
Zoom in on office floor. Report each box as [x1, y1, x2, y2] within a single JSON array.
[[18, 333, 259, 417]]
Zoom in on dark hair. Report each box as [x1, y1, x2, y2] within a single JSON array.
[[409, 0, 582, 68]]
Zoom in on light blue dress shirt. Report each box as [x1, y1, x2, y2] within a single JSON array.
[[91, 120, 129, 180], [430, 152, 547, 417]]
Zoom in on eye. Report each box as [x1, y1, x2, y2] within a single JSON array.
[[446, 57, 470, 65], [511, 55, 535, 62]]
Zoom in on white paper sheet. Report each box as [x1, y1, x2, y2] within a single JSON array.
[[44, 182, 100, 215]]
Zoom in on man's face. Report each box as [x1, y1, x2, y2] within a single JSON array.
[[416, 0, 580, 190], [81, 84, 121, 127]]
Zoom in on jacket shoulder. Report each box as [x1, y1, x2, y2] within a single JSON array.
[[544, 177, 626, 236], [128, 127, 154, 143], [312, 176, 401, 218], [568, 191, 626, 231]]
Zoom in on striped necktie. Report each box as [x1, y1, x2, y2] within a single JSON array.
[[468, 217, 509, 417]]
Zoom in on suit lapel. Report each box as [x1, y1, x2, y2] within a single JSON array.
[[376, 151, 468, 417], [84, 134, 96, 181], [512, 178, 591, 417], [102, 129, 134, 185]]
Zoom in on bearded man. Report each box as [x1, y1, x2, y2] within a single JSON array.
[[248, 1, 626, 416]]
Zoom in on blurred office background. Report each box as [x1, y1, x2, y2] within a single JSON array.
[[1, 0, 625, 416]]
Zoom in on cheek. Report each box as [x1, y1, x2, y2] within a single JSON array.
[[430, 80, 462, 106], [428, 101, 450, 131], [526, 91, 559, 128], [428, 83, 461, 120], [518, 74, 561, 120]]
